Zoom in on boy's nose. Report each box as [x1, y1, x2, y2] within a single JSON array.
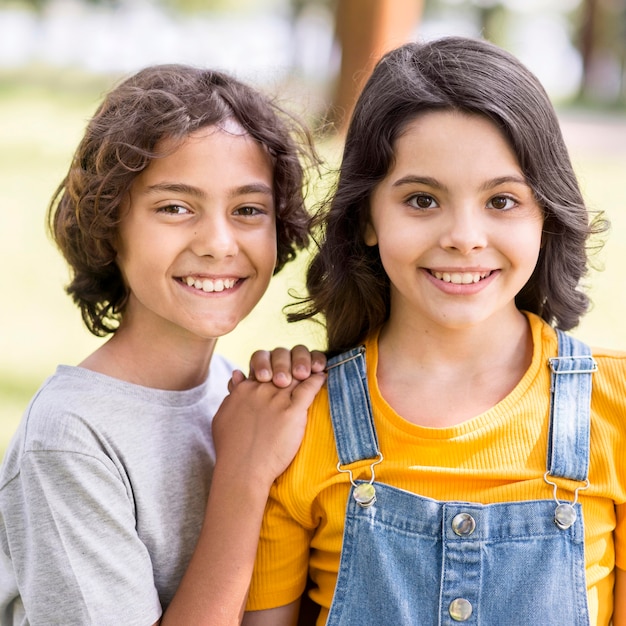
[[192, 215, 238, 259]]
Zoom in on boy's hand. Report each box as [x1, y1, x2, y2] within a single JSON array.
[[213, 372, 326, 485], [233, 345, 327, 390]]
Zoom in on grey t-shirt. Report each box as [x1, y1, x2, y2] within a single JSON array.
[[0, 355, 234, 625]]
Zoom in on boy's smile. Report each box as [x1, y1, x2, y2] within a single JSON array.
[[115, 125, 277, 346]]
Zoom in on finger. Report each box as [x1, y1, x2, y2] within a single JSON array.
[[247, 350, 272, 382], [227, 369, 246, 392], [289, 344, 315, 380], [267, 347, 293, 388], [290, 347, 327, 379], [310, 350, 328, 374], [289, 371, 326, 407]]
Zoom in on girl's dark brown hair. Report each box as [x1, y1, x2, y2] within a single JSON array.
[[49, 64, 318, 336], [290, 36, 607, 356]]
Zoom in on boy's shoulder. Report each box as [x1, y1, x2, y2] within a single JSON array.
[[0, 367, 119, 488]]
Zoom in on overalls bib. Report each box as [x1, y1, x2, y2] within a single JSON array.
[[325, 331, 595, 625]]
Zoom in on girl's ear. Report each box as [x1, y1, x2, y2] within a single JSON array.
[[363, 222, 378, 246]]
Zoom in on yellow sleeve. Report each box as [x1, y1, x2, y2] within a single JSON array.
[[591, 350, 626, 571], [616, 503, 626, 570], [246, 384, 346, 612], [246, 470, 313, 610]]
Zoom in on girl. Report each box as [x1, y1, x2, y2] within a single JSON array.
[[243, 37, 626, 625], [0, 64, 326, 625]]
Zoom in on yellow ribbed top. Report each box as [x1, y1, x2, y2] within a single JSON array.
[[247, 313, 626, 625]]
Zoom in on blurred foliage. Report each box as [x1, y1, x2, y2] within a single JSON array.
[[8, 0, 288, 12], [159, 0, 283, 13]]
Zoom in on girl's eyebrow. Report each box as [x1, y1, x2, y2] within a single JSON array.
[[392, 175, 443, 189], [479, 175, 529, 191], [391, 174, 529, 192], [145, 182, 273, 199]]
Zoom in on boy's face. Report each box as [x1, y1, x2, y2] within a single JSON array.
[[116, 125, 277, 343]]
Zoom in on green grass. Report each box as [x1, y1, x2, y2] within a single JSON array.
[[1, 70, 626, 460]]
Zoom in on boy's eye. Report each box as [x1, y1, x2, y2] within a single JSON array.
[[407, 194, 437, 210], [157, 204, 189, 215], [234, 206, 262, 216], [488, 195, 515, 211]]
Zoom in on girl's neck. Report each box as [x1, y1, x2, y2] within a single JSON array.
[[379, 307, 529, 367], [79, 323, 217, 391], [376, 309, 533, 427]]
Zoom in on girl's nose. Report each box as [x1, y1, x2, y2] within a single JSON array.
[[439, 207, 487, 254], [192, 214, 238, 259]]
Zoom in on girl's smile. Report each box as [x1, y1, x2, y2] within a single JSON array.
[[366, 109, 544, 333], [423, 267, 498, 295]]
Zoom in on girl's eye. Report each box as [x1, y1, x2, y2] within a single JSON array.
[[488, 195, 516, 211], [407, 194, 438, 210], [157, 204, 190, 215]]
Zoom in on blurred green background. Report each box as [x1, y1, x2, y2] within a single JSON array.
[[2, 0, 626, 460]]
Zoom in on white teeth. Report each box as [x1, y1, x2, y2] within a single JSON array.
[[432, 271, 490, 284], [182, 277, 237, 293]]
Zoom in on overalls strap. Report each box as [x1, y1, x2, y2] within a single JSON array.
[[326, 347, 379, 466], [547, 330, 597, 482], [327, 331, 596, 481]]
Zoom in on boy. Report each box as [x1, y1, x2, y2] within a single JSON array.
[[0, 64, 325, 625]]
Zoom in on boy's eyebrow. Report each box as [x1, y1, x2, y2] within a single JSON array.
[[145, 182, 273, 198], [232, 183, 274, 198]]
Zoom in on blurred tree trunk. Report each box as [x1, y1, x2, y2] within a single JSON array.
[[578, 0, 598, 99], [576, 0, 626, 105], [330, 0, 423, 133]]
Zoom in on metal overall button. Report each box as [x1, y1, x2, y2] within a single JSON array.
[[451, 513, 476, 537], [543, 472, 589, 530], [337, 453, 384, 509], [352, 483, 376, 507], [449, 598, 473, 621], [554, 503, 577, 530]]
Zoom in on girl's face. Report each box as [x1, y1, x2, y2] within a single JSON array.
[[365, 110, 544, 334], [115, 125, 277, 344]]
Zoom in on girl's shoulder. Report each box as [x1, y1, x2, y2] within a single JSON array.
[[590, 345, 626, 361]]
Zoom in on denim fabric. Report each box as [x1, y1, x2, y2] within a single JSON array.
[[325, 331, 593, 626]]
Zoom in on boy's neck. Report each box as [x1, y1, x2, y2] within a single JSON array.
[[79, 327, 217, 391]]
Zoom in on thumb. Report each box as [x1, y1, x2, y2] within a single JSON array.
[[227, 369, 246, 393], [289, 372, 326, 408]]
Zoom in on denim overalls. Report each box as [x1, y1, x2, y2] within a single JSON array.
[[325, 331, 595, 625]]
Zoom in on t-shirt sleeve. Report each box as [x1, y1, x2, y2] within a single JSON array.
[[616, 503, 626, 570], [246, 481, 312, 610], [4, 449, 162, 625]]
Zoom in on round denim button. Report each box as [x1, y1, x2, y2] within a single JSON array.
[[449, 598, 473, 621], [451, 512, 476, 536]]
